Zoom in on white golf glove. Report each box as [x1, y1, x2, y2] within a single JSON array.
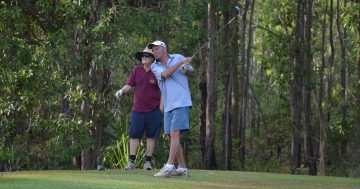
[[115, 89, 123, 98], [180, 63, 190, 74]]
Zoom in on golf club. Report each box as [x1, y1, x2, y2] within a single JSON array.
[[114, 97, 122, 117], [192, 5, 242, 58]]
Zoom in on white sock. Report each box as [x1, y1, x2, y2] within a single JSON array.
[[164, 163, 174, 171], [178, 167, 187, 172]]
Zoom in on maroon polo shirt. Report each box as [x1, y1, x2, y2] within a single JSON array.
[[126, 64, 160, 112]]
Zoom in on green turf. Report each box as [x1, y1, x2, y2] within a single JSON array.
[[0, 169, 359, 189]]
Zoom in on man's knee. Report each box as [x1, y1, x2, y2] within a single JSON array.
[[170, 131, 180, 138], [130, 138, 141, 143]]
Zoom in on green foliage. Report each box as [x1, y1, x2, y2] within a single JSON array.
[[0, 145, 16, 171], [0, 0, 360, 177], [102, 134, 145, 169], [151, 135, 170, 168]]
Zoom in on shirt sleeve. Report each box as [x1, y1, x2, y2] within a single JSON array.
[[188, 64, 194, 71], [151, 63, 165, 81], [126, 67, 137, 87]]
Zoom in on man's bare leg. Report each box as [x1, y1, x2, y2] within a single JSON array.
[[146, 138, 155, 156], [129, 138, 140, 156], [167, 131, 180, 164]]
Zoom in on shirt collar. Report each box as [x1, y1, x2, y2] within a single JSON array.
[[155, 54, 174, 65]]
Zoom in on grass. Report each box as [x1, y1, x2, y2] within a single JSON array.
[[0, 169, 360, 189]]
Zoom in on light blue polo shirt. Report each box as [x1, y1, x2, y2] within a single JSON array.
[[151, 54, 193, 112]]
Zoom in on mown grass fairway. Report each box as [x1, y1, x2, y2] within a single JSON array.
[[0, 169, 359, 189]]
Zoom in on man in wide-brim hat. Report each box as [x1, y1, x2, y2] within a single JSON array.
[[115, 46, 162, 171]]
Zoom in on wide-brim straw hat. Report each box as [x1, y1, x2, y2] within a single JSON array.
[[135, 47, 154, 61]]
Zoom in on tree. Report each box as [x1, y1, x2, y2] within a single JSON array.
[[238, 0, 250, 170], [303, 0, 317, 175], [336, 0, 348, 160], [204, 1, 217, 170], [220, 0, 242, 170], [1, 0, 360, 176], [357, 2, 360, 131], [318, 0, 329, 176], [290, 0, 304, 174]]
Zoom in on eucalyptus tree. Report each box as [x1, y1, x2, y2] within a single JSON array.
[[203, 1, 217, 170], [220, 0, 239, 170]]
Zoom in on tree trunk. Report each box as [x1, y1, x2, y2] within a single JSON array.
[[179, 0, 187, 8], [80, 53, 95, 169], [357, 2, 360, 131], [199, 19, 208, 167], [246, 0, 255, 163], [80, 0, 109, 170], [221, 64, 232, 170], [238, 0, 250, 170], [318, 0, 328, 176], [336, 0, 348, 157], [221, 0, 241, 170], [290, 0, 304, 174], [204, 1, 217, 170], [323, 0, 336, 175], [232, 54, 240, 139], [231, 11, 240, 152], [221, 2, 232, 170], [303, 0, 316, 175], [81, 149, 93, 170]]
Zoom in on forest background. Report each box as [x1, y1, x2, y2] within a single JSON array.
[[1, 0, 360, 177]]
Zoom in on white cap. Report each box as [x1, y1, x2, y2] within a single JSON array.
[[147, 40, 167, 49]]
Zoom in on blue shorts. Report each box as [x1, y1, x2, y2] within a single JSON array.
[[129, 108, 162, 139], [163, 107, 190, 135]]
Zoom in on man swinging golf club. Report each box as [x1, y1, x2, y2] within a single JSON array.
[[149, 40, 195, 177], [115, 47, 162, 170]]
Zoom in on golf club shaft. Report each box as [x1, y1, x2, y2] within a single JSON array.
[[192, 6, 242, 58]]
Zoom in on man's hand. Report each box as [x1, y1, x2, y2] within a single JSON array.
[[160, 104, 164, 113], [183, 57, 192, 64], [115, 89, 123, 98], [180, 57, 192, 74]]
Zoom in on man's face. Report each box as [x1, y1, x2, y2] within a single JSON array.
[[151, 45, 166, 60]]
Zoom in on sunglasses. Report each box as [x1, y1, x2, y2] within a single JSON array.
[[142, 54, 152, 58]]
